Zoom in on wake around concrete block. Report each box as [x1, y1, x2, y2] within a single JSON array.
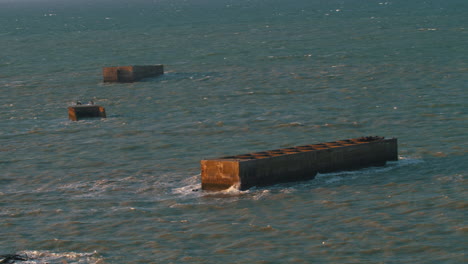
[[201, 136, 398, 191], [102, 65, 164, 82]]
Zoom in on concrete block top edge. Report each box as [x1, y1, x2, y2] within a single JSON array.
[[103, 64, 163, 68], [68, 105, 104, 108], [204, 136, 396, 161]]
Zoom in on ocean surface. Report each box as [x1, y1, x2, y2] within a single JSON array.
[[0, 0, 466, 263]]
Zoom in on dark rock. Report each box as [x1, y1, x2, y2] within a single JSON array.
[[0, 254, 28, 264]]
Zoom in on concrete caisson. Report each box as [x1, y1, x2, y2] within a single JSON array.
[[68, 105, 106, 121], [201, 136, 398, 191], [103, 65, 164, 83]]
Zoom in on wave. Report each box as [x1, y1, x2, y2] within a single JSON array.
[[172, 174, 252, 201], [2, 250, 101, 264]]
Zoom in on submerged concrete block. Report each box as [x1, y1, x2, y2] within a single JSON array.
[[68, 104, 106, 121], [201, 136, 398, 191], [103, 65, 164, 82]]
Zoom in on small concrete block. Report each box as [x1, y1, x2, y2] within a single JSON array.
[[103, 65, 164, 82], [68, 105, 106, 121]]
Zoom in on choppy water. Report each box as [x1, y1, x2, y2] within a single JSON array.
[[1, 0, 466, 263]]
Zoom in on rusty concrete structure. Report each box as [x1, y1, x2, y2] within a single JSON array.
[[102, 65, 164, 82], [68, 104, 106, 121], [201, 136, 398, 191]]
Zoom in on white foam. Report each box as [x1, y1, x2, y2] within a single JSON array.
[[222, 183, 244, 194], [396, 156, 424, 165], [200, 184, 250, 199], [172, 174, 201, 196], [14, 250, 102, 264], [174, 173, 252, 199], [251, 189, 271, 200]]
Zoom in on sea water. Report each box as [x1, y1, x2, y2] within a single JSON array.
[[0, 0, 466, 263]]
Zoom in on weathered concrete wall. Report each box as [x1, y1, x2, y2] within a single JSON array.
[[68, 105, 106, 121], [200, 160, 241, 191], [132, 65, 164, 81], [102, 65, 164, 82], [201, 136, 398, 191]]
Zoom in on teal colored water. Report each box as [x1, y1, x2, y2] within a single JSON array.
[[1, 0, 466, 263]]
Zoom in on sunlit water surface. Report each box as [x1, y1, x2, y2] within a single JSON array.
[[0, 0, 466, 263]]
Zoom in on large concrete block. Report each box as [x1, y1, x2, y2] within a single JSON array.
[[68, 105, 106, 121], [201, 136, 398, 191], [102, 65, 164, 82]]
